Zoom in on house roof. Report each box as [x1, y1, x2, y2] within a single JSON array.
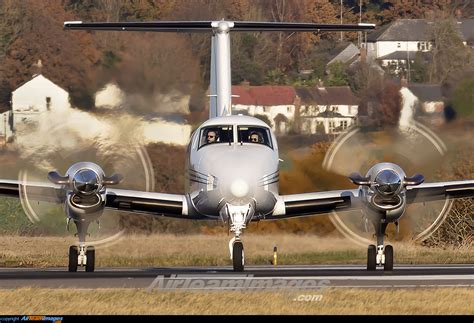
[[378, 51, 420, 60], [232, 85, 296, 106], [407, 84, 443, 102], [311, 86, 359, 106], [12, 74, 67, 95], [294, 87, 317, 105], [327, 43, 360, 66], [368, 18, 474, 43], [296, 86, 359, 106], [367, 19, 432, 42], [232, 85, 359, 107], [316, 110, 348, 118]]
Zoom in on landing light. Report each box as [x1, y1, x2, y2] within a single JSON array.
[[230, 179, 249, 198]]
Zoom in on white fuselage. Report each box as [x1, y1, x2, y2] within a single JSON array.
[[185, 115, 280, 219]]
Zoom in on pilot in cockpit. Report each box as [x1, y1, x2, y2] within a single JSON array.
[[206, 129, 219, 144], [249, 131, 263, 144]]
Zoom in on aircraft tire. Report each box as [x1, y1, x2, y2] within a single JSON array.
[[85, 246, 95, 272], [367, 244, 376, 271], [233, 241, 244, 272], [68, 245, 78, 272], [384, 245, 394, 271]]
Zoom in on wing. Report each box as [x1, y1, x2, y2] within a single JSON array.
[[406, 180, 474, 203], [0, 179, 191, 218], [105, 188, 189, 218], [273, 189, 360, 219], [0, 179, 64, 203]]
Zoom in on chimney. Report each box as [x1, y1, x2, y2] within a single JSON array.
[[32, 59, 43, 76]]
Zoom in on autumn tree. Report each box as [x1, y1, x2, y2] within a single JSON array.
[[428, 18, 473, 84], [358, 75, 402, 128], [0, 0, 101, 109]]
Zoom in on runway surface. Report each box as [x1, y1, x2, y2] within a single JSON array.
[[0, 265, 472, 289]]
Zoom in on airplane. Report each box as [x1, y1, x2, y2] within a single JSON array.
[[1, 20, 473, 273]]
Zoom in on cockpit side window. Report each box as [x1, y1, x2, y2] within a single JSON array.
[[237, 126, 273, 149], [199, 125, 233, 149]]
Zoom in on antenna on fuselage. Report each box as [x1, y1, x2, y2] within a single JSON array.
[[64, 20, 375, 120]]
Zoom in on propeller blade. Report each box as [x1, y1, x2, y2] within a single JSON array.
[[103, 173, 124, 186], [404, 174, 424, 186], [48, 171, 69, 185], [349, 173, 371, 186]]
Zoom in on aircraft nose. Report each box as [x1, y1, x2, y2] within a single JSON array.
[[230, 178, 249, 198]]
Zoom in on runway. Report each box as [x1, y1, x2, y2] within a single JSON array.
[[0, 265, 472, 289]]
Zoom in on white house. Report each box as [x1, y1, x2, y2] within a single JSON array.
[[11, 74, 71, 130], [366, 19, 474, 75], [232, 85, 296, 135], [366, 19, 433, 75], [296, 85, 359, 135], [231, 84, 359, 135]]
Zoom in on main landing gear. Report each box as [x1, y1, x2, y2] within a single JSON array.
[[367, 222, 394, 271]]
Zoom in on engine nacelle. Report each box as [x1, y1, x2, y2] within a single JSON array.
[[350, 162, 424, 213], [48, 162, 123, 222]]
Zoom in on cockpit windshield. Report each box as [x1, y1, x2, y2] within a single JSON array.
[[238, 126, 273, 149], [199, 125, 233, 149]]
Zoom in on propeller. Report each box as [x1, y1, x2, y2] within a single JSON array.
[[321, 122, 454, 246], [6, 110, 156, 249]]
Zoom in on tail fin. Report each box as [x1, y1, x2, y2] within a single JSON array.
[[64, 20, 375, 120]]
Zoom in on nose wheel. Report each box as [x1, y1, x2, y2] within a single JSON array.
[[367, 244, 376, 271], [367, 244, 394, 271], [231, 240, 244, 272], [68, 245, 95, 272]]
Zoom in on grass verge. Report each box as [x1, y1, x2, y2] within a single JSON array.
[[0, 287, 472, 314], [0, 234, 472, 267]]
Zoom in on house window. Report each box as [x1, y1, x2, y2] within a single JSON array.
[[341, 120, 348, 129], [418, 42, 428, 51], [329, 121, 335, 132], [287, 106, 292, 113], [397, 42, 401, 48], [263, 107, 269, 113], [46, 97, 51, 110]]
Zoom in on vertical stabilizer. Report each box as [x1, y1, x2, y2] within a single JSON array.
[[210, 21, 233, 118], [209, 35, 218, 118]]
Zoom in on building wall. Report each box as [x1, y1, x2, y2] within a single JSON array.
[[376, 41, 430, 58], [235, 102, 358, 135], [12, 75, 70, 126], [300, 117, 354, 134], [233, 104, 295, 128]]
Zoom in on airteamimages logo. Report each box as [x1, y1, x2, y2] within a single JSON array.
[[147, 274, 331, 292], [0, 317, 63, 323]]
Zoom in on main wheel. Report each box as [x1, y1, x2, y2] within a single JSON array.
[[68, 246, 78, 272], [85, 247, 95, 272], [384, 245, 394, 271], [367, 244, 376, 271], [232, 241, 244, 272]]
